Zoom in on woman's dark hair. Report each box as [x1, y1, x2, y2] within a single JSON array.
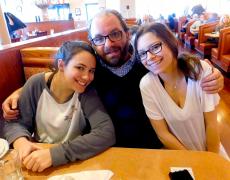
[[129, 25, 140, 36], [134, 23, 202, 80], [54, 41, 96, 69], [87, 9, 129, 40]]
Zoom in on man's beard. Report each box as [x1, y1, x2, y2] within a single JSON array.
[[101, 42, 130, 67]]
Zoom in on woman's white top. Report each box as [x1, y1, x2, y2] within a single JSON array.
[[36, 91, 82, 144], [140, 61, 228, 159]]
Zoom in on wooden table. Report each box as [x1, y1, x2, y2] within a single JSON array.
[[22, 146, 230, 180], [204, 32, 220, 38]]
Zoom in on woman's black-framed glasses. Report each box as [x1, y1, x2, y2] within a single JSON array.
[[91, 31, 122, 46], [138, 42, 162, 61]]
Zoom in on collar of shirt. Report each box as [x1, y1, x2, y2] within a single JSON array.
[[98, 45, 136, 77]]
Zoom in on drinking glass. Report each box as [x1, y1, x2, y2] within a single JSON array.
[[0, 149, 23, 180]]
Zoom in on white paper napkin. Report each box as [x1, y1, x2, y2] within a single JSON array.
[[0, 138, 9, 158], [48, 170, 114, 180]]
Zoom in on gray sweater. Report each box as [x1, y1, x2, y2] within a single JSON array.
[[4, 73, 115, 166]]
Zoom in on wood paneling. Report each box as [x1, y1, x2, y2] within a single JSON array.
[[25, 20, 75, 34], [0, 28, 88, 106]]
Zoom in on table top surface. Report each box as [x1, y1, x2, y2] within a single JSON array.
[[204, 32, 220, 38], [22, 145, 230, 180]]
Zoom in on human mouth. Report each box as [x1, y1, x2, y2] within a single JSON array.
[[147, 58, 163, 67], [77, 80, 87, 87], [105, 48, 120, 56], [107, 50, 120, 57]]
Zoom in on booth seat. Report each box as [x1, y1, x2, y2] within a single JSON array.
[[125, 18, 137, 27], [184, 20, 196, 49], [20, 47, 58, 79], [194, 22, 218, 58], [211, 27, 230, 73], [178, 16, 187, 42]]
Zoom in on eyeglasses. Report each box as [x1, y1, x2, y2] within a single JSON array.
[[138, 42, 162, 61], [91, 31, 122, 46]]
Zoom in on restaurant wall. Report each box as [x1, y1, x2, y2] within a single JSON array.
[[120, 0, 136, 19], [105, 0, 135, 18]]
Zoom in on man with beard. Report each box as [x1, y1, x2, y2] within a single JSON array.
[[87, 9, 223, 148], [2, 9, 224, 149]]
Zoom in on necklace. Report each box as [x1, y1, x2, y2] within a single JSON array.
[[158, 75, 179, 89], [173, 79, 179, 89]]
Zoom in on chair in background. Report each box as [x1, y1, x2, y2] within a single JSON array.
[[184, 20, 196, 49], [20, 47, 59, 79], [125, 18, 137, 27], [178, 16, 187, 42], [194, 21, 218, 58], [211, 27, 230, 73]]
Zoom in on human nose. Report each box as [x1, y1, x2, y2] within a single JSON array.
[[81, 71, 90, 81], [81, 71, 94, 81], [104, 36, 113, 46], [146, 51, 157, 59]]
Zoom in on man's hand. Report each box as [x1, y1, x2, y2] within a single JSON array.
[[2, 88, 22, 119], [201, 61, 224, 94], [13, 137, 42, 161], [23, 149, 52, 172]]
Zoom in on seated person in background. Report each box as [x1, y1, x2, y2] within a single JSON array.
[[181, 14, 198, 33], [190, 14, 207, 38], [134, 23, 229, 160], [168, 13, 176, 31], [3, 41, 115, 172], [191, 4, 205, 16], [215, 14, 230, 32], [158, 14, 165, 24], [206, 13, 219, 23], [129, 25, 140, 44], [141, 14, 155, 24], [4, 12, 26, 39]]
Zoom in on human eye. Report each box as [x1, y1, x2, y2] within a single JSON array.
[[75, 65, 85, 71], [89, 69, 95, 74], [138, 51, 146, 60], [109, 31, 121, 40], [92, 36, 104, 45], [150, 43, 162, 54]]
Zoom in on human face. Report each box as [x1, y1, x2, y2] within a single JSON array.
[[90, 14, 130, 67], [63, 51, 96, 93], [223, 15, 230, 24], [137, 32, 174, 74]]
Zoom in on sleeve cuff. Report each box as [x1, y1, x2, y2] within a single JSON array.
[[50, 145, 68, 167]]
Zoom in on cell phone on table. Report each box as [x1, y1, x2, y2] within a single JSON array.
[[169, 169, 194, 180]]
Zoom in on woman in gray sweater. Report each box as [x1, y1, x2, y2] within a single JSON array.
[[4, 41, 115, 172]]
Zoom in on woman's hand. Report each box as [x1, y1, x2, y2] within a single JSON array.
[[23, 149, 52, 172], [13, 137, 42, 161]]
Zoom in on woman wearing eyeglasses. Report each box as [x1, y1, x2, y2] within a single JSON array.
[[134, 23, 229, 159]]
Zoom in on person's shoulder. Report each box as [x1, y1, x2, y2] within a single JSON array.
[[79, 85, 97, 99], [26, 73, 45, 84], [199, 60, 213, 77], [200, 60, 211, 69], [140, 72, 156, 89], [22, 73, 46, 93]]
